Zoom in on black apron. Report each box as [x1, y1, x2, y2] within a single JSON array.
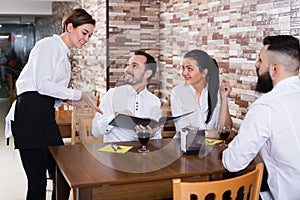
[[12, 91, 64, 149]]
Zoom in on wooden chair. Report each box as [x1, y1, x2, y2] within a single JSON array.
[[71, 109, 102, 144], [55, 103, 73, 143], [161, 106, 176, 138], [172, 163, 264, 200], [147, 82, 160, 97], [78, 116, 103, 144], [70, 111, 102, 200], [5, 73, 16, 146], [6, 73, 16, 113], [57, 102, 73, 111]]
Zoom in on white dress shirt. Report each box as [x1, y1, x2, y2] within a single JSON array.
[[171, 84, 221, 133], [222, 76, 300, 200], [5, 34, 81, 139], [16, 34, 81, 100], [92, 85, 162, 142]]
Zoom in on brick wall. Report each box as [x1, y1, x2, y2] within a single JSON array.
[[46, 0, 300, 128], [107, 0, 160, 89], [158, 0, 300, 128], [71, 0, 107, 95]]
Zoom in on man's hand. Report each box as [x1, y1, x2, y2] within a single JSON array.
[[115, 109, 134, 116], [135, 124, 163, 138]]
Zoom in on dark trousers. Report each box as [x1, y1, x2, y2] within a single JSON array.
[[19, 148, 56, 200]]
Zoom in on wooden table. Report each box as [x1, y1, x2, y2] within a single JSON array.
[[49, 139, 262, 200]]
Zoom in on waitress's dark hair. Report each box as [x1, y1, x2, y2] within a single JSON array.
[[184, 49, 220, 123], [62, 8, 96, 33]]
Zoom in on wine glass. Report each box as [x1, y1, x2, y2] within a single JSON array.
[[218, 126, 231, 147], [137, 130, 150, 153]]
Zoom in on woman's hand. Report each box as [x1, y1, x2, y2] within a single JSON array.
[[66, 99, 83, 109], [220, 79, 232, 99], [81, 91, 103, 114]]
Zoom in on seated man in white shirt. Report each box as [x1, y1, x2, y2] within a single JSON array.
[[222, 35, 300, 200], [92, 51, 162, 142]]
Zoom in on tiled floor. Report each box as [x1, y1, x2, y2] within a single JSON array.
[[0, 98, 55, 200]]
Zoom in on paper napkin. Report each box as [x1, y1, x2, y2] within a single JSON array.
[[205, 138, 222, 145], [98, 144, 133, 154]]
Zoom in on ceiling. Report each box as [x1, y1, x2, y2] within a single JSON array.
[[0, 0, 74, 18], [0, 0, 73, 24], [0, 1, 52, 16]]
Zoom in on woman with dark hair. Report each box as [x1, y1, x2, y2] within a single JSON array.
[[171, 49, 232, 134], [9, 8, 102, 200]]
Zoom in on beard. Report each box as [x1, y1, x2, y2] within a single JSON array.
[[124, 73, 144, 86], [255, 69, 273, 93]]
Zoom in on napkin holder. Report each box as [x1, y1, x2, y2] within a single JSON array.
[[180, 128, 205, 155]]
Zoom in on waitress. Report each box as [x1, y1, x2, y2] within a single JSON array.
[[11, 8, 102, 200]]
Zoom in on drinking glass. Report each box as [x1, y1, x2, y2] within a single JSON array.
[[218, 126, 231, 147], [137, 130, 150, 153]]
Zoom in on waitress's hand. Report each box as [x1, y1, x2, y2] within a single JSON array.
[[81, 91, 103, 114], [66, 100, 83, 109]]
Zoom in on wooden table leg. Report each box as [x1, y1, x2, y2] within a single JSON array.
[[55, 165, 71, 200]]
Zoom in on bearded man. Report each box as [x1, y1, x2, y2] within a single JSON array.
[[222, 35, 300, 200]]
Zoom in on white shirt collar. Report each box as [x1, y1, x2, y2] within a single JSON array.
[[188, 84, 209, 112], [273, 76, 299, 90], [53, 34, 70, 57]]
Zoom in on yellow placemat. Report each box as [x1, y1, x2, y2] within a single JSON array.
[[205, 138, 222, 145], [98, 144, 133, 154]]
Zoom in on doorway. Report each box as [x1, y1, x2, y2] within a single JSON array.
[[0, 23, 35, 98]]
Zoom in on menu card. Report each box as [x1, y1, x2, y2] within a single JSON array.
[[109, 111, 194, 130]]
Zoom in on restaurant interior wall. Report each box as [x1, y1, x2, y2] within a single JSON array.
[[1, 0, 299, 130], [72, 0, 300, 129]]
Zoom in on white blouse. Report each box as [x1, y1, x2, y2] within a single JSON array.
[[16, 34, 81, 101], [171, 83, 221, 133], [5, 34, 82, 139]]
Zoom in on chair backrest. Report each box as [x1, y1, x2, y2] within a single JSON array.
[[173, 163, 264, 200], [57, 102, 73, 111], [6, 73, 15, 92], [161, 106, 176, 138], [72, 109, 103, 144], [6, 73, 17, 113]]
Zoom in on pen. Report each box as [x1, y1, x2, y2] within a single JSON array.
[[110, 144, 117, 151]]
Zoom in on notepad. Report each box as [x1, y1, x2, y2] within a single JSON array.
[[98, 144, 133, 154], [205, 139, 222, 145]]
